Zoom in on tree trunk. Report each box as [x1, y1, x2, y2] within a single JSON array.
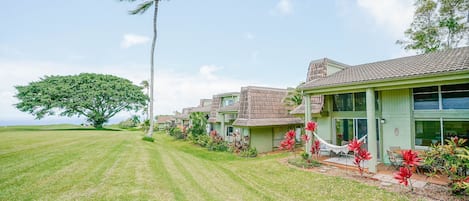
[[147, 0, 159, 138]]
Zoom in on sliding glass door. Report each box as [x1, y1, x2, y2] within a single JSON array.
[[334, 118, 380, 158]]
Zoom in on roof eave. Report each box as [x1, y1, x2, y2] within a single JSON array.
[[302, 70, 469, 95]]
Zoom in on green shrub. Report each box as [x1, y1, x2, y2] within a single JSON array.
[[288, 157, 321, 169], [423, 137, 469, 195], [240, 147, 257, 157], [142, 136, 155, 142], [196, 134, 210, 147]]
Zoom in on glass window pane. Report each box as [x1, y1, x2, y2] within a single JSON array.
[[335, 119, 354, 145], [333, 93, 353, 111], [441, 83, 469, 92], [442, 91, 469, 109], [414, 86, 438, 93], [414, 93, 439, 110], [441, 83, 469, 110], [354, 93, 366, 111], [415, 121, 441, 146], [443, 121, 469, 146]]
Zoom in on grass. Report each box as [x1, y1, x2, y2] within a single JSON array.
[[0, 125, 411, 201]]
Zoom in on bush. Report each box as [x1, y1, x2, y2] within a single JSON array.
[[240, 147, 257, 158], [288, 157, 321, 169], [423, 137, 469, 195], [168, 126, 185, 139], [142, 136, 154, 142], [118, 118, 138, 129], [196, 134, 210, 147]]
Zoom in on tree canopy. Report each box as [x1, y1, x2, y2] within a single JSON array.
[[15, 73, 148, 128], [397, 0, 469, 53]]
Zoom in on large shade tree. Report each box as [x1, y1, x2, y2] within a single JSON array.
[[15, 73, 148, 129], [120, 0, 161, 138], [397, 0, 468, 53]]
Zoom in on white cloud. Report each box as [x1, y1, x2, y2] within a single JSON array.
[[355, 0, 414, 37], [272, 0, 293, 16], [0, 60, 260, 125], [199, 65, 222, 80], [120, 33, 150, 48]]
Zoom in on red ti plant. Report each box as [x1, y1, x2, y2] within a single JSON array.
[[310, 140, 321, 160], [305, 121, 317, 132], [393, 149, 421, 191], [348, 138, 372, 176], [279, 130, 296, 154]]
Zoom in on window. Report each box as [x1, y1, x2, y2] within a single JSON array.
[[415, 121, 440, 146], [441, 83, 469, 109], [413, 86, 439, 110], [226, 126, 233, 136], [413, 84, 469, 110], [333, 93, 353, 111], [354, 93, 366, 111], [333, 92, 379, 111], [415, 120, 469, 147], [443, 121, 469, 146], [223, 99, 235, 107]]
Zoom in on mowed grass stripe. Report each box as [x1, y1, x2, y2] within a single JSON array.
[[0, 134, 111, 192], [163, 144, 264, 201], [146, 141, 186, 201], [1, 132, 129, 200]]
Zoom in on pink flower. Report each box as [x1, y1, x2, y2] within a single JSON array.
[[279, 130, 296, 151], [348, 139, 362, 152], [311, 140, 321, 155], [301, 134, 310, 142], [401, 150, 420, 166], [394, 167, 412, 186], [358, 149, 371, 161], [305, 121, 317, 132]]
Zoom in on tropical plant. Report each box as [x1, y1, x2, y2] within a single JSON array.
[[121, 0, 162, 138], [15, 73, 147, 129], [394, 150, 421, 191], [397, 0, 468, 53], [188, 112, 208, 137], [423, 137, 469, 194], [348, 139, 372, 176], [282, 82, 305, 108], [279, 130, 297, 154]]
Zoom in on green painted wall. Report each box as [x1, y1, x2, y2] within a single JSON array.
[[381, 89, 413, 164], [250, 127, 273, 153]]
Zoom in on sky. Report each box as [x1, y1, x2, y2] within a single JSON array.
[[0, 0, 417, 126]]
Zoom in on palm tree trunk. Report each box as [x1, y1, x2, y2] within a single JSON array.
[[147, 0, 159, 137]]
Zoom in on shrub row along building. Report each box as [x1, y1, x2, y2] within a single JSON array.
[[175, 46, 469, 173]]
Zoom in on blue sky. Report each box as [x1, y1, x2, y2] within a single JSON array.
[[0, 0, 416, 125]]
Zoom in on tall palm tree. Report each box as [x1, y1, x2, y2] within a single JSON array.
[[121, 0, 160, 137], [140, 80, 150, 120]]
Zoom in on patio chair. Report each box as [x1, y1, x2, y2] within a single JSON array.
[[386, 150, 403, 170]]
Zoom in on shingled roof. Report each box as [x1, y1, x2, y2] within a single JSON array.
[[218, 102, 239, 113], [208, 92, 240, 123], [291, 58, 343, 114], [191, 99, 212, 113], [301, 46, 469, 90], [233, 86, 303, 127], [175, 107, 193, 120], [156, 115, 175, 124]]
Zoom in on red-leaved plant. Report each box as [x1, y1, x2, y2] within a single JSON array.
[[305, 121, 317, 132], [348, 138, 371, 176], [393, 149, 421, 191], [279, 130, 296, 154], [311, 140, 321, 159]]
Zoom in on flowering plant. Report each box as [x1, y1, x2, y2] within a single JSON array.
[[393, 149, 420, 191], [305, 121, 317, 132], [348, 138, 371, 176], [279, 130, 296, 153]]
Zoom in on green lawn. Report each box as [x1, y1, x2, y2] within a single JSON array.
[[0, 125, 410, 201]]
